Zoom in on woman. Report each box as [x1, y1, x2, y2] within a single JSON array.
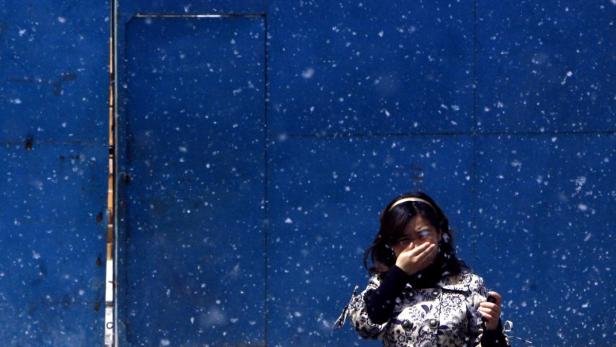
[[336, 192, 510, 347]]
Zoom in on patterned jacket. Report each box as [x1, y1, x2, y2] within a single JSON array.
[[339, 270, 510, 347]]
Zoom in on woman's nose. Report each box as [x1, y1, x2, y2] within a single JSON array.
[[415, 237, 436, 246], [414, 238, 429, 245]]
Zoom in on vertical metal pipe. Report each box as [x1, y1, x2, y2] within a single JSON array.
[[104, 0, 118, 346]]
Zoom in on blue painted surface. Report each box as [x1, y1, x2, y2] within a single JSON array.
[[475, 2, 616, 133], [473, 134, 616, 346], [0, 1, 109, 143], [269, 1, 475, 135], [118, 0, 265, 16], [116, 15, 266, 346], [1, 0, 615, 346], [0, 1, 108, 346], [0, 145, 107, 346]]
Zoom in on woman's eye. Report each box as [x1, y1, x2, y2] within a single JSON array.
[[417, 230, 431, 238]]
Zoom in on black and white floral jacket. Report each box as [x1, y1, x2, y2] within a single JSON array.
[[337, 270, 510, 347]]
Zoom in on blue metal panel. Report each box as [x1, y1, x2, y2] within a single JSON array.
[[0, 1, 109, 143], [268, 137, 474, 346], [0, 1, 108, 346], [118, 0, 265, 17], [474, 135, 616, 346], [116, 15, 266, 346], [475, 1, 616, 133], [0, 144, 107, 346], [268, 0, 474, 136]]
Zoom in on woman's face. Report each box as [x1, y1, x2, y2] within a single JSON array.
[[392, 215, 441, 257]]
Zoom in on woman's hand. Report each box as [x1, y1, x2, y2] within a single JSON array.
[[394, 242, 438, 275], [479, 291, 502, 330]]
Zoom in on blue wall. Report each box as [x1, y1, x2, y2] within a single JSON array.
[[0, 1, 109, 346], [2, 0, 615, 346]]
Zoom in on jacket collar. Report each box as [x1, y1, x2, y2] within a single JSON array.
[[437, 271, 473, 293]]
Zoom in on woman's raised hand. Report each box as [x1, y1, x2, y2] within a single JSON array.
[[394, 242, 438, 275]]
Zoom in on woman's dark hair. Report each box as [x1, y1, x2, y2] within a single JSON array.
[[363, 191, 469, 277]]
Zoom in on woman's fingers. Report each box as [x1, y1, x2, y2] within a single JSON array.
[[479, 303, 501, 317], [478, 304, 500, 314], [480, 292, 502, 316], [395, 242, 438, 275], [404, 242, 429, 255], [486, 291, 502, 305], [479, 293, 502, 330], [478, 309, 493, 318], [418, 243, 437, 259], [411, 244, 437, 266], [399, 243, 429, 261], [479, 311, 496, 323]]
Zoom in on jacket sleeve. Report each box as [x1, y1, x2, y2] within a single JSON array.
[[467, 275, 511, 347], [347, 274, 389, 339]]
